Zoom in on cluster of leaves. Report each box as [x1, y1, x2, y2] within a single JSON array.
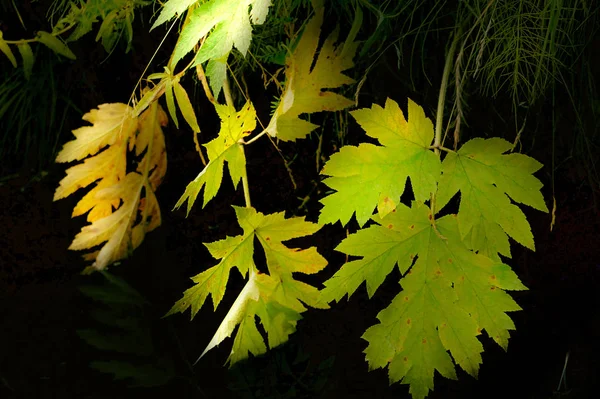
[[43, 0, 550, 398], [317, 98, 547, 398], [53, 0, 152, 53], [54, 99, 167, 273]]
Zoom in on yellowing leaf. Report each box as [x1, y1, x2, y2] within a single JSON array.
[[54, 100, 168, 272], [319, 98, 441, 227], [167, 206, 327, 365], [175, 102, 256, 215], [436, 137, 549, 254], [322, 202, 526, 399], [265, 2, 359, 141], [173, 81, 200, 132], [55, 103, 138, 163]]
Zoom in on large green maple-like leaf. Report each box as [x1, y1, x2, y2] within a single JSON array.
[[174, 101, 256, 216], [323, 202, 526, 399], [436, 137, 549, 257], [264, 0, 360, 142], [167, 206, 328, 365], [157, 0, 271, 90], [319, 98, 441, 227]]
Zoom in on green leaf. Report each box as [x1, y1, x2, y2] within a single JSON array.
[[17, 43, 34, 80], [151, 0, 201, 31], [164, 80, 178, 128], [435, 137, 549, 253], [319, 98, 441, 227], [172, 0, 271, 69], [173, 81, 200, 132], [168, 206, 327, 365], [166, 234, 255, 317], [322, 201, 526, 398], [36, 31, 76, 60], [174, 102, 256, 215], [0, 32, 17, 68], [204, 57, 227, 99]]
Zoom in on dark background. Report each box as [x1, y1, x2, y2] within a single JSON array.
[[1, 1, 599, 398]]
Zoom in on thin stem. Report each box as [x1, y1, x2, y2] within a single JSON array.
[[431, 27, 460, 219], [242, 129, 268, 145], [222, 74, 252, 208], [223, 76, 234, 108], [434, 29, 461, 150]]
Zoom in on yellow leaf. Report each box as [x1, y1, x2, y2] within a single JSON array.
[[174, 81, 200, 133], [265, 2, 359, 141], [56, 103, 138, 162], [54, 99, 167, 272]]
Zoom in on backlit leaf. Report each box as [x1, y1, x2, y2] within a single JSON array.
[[174, 102, 256, 215], [265, 1, 359, 141], [168, 206, 327, 365]]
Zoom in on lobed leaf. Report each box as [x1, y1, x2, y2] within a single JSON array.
[[319, 98, 441, 227], [436, 137, 549, 254], [55, 101, 168, 271], [322, 201, 526, 398], [265, 1, 359, 141], [168, 206, 327, 365], [174, 102, 256, 215]]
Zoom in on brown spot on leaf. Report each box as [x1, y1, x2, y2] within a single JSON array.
[[403, 356, 408, 362], [404, 296, 409, 302], [422, 338, 427, 344], [436, 269, 441, 276], [387, 224, 393, 229], [406, 318, 411, 325], [448, 258, 453, 263], [490, 286, 496, 291], [265, 236, 270, 241], [490, 275, 496, 280], [410, 224, 415, 230]]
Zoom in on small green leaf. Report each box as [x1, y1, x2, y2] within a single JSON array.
[[0, 32, 17, 68], [164, 81, 178, 128], [17, 43, 34, 80], [36, 31, 76, 60], [173, 81, 200, 132]]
